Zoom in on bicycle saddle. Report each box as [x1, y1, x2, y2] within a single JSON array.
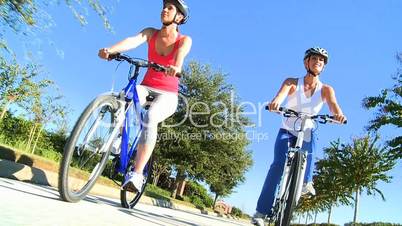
[[144, 95, 155, 110], [146, 95, 155, 102]]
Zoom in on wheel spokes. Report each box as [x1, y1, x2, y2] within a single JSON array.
[[66, 103, 116, 193]]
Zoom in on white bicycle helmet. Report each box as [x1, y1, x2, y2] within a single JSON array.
[[304, 47, 329, 64], [163, 0, 189, 24]]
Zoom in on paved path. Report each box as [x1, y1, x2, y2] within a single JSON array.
[[0, 177, 253, 226]]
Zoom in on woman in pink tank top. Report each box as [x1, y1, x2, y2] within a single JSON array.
[[98, 0, 192, 192]]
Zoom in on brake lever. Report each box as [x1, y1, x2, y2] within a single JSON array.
[[318, 117, 327, 124], [283, 112, 292, 118], [135, 60, 148, 67], [108, 53, 122, 61], [149, 62, 166, 72], [325, 115, 347, 124]]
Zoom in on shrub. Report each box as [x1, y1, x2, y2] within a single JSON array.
[[0, 112, 66, 162], [292, 224, 339, 226], [189, 195, 205, 210], [184, 180, 214, 208], [344, 223, 402, 226], [144, 184, 171, 201], [36, 148, 62, 162], [231, 206, 243, 218]]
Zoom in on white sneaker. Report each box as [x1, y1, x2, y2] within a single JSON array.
[[301, 182, 316, 196], [111, 137, 121, 155], [251, 212, 266, 226], [122, 172, 144, 192]]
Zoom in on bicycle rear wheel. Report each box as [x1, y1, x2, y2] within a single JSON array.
[[275, 151, 303, 226], [120, 156, 153, 209], [58, 94, 121, 202]]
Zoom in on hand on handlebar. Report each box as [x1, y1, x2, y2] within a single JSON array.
[[265, 104, 347, 124], [100, 52, 182, 78], [333, 114, 347, 124], [165, 65, 181, 77], [266, 102, 280, 112], [98, 48, 112, 60]]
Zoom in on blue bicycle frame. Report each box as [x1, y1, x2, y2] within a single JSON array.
[[116, 64, 145, 175]]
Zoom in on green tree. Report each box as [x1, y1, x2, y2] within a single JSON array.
[[363, 53, 402, 159], [0, 55, 52, 120], [0, 111, 33, 145], [346, 135, 396, 223], [207, 138, 252, 207], [154, 62, 253, 199], [28, 93, 69, 154], [0, 0, 113, 33], [1, 0, 37, 31], [324, 135, 396, 223], [298, 140, 353, 224]]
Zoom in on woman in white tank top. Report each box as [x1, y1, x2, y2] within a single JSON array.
[[253, 47, 347, 223]]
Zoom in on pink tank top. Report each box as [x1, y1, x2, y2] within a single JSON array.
[[141, 31, 182, 93]]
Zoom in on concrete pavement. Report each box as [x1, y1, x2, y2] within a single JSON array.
[[0, 146, 251, 224], [0, 177, 254, 226]]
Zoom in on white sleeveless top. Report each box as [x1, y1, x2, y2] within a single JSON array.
[[281, 77, 325, 141]]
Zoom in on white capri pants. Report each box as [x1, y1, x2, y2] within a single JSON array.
[[136, 85, 178, 146]]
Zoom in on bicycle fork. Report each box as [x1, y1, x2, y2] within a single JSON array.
[[294, 151, 307, 206], [271, 149, 308, 219], [276, 150, 294, 202], [94, 99, 126, 155]]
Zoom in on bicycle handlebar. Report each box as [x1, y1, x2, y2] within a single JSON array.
[[265, 105, 347, 124], [108, 53, 181, 77]]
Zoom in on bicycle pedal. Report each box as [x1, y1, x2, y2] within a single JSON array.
[[121, 179, 141, 193], [108, 156, 120, 178], [112, 156, 120, 167]]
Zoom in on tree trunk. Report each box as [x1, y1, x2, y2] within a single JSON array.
[[151, 162, 160, 186], [152, 173, 160, 186], [171, 169, 185, 199], [26, 124, 37, 150], [0, 100, 12, 120], [353, 187, 360, 224], [213, 193, 219, 208], [31, 126, 43, 154], [299, 214, 302, 223], [305, 212, 309, 224], [151, 162, 168, 186], [327, 205, 333, 224], [314, 211, 318, 225]]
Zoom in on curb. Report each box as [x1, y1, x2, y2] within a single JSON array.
[[0, 158, 218, 216]]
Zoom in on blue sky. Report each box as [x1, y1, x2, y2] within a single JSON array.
[[6, 0, 402, 224]]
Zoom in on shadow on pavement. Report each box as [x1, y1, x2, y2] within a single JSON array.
[[0, 146, 50, 186], [0, 181, 59, 201], [0, 146, 21, 180], [119, 207, 199, 226], [151, 198, 174, 208], [18, 154, 50, 186], [0, 145, 17, 161], [84, 195, 122, 208]]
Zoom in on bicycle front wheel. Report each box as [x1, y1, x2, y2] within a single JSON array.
[[58, 94, 121, 202], [276, 151, 303, 226]]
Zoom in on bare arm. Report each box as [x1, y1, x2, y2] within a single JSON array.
[[322, 85, 347, 123], [98, 27, 156, 59], [268, 78, 296, 111], [166, 36, 192, 77]]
